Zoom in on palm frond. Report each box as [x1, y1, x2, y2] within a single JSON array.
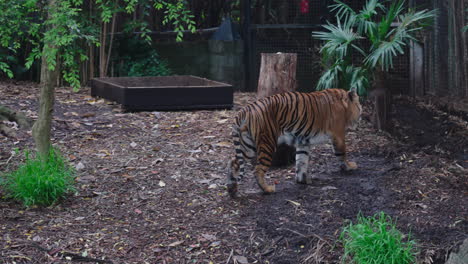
[[365, 37, 406, 70], [397, 8, 437, 29], [343, 65, 370, 95], [368, 3, 435, 70], [312, 20, 362, 61], [330, 0, 357, 22], [377, 0, 405, 42], [316, 61, 342, 91], [355, 0, 384, 35]]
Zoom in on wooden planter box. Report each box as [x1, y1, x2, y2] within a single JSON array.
[[90, 76, 233, 111]]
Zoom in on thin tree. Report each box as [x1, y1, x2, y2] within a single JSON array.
[[0, 0, 195, 157]]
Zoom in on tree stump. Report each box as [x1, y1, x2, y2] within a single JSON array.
[[257, 52, 297, 167], [257, 52, 297, 99]]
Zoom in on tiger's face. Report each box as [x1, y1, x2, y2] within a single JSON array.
[[347, 91, 362, 129]]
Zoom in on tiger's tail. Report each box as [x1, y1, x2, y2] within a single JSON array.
[[227, 121, 246, 197]]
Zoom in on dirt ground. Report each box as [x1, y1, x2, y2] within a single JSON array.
[[0, 82, 467, 264]]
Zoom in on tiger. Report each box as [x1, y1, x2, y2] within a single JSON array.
[[227, 88, 362, 197]]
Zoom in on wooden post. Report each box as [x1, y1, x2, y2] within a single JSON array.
[[257, 52, 297, 167]]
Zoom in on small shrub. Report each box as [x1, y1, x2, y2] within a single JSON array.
[[0, 148, 75, 207], [112, 36, 172, 77], [340, 212, 417, 264]]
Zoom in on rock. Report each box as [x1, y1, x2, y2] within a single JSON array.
[[75, 162, 85, 170], [446, 238, 468, 264]]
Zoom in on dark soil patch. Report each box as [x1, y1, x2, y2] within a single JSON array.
[[393, 96, 468, 166], [1, 82, 467, 264]]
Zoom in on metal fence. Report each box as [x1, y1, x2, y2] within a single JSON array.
[[243, 0, 412, 93]]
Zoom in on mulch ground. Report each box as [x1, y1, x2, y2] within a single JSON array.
[[0, 81, 467, 264]]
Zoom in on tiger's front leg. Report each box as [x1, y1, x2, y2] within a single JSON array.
[[332, 134, 357, 171], [295, 144, 310, 184]]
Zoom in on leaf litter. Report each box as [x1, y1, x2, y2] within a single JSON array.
[[0, 82, 466, 263]]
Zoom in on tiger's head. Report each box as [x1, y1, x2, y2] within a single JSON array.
[[346, 90, 362, 129]]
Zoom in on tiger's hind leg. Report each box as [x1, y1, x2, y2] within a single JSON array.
[[227, 158, 240, 197], [332, 133, 357, 171], [254, 138, 276, 194], [227, 125, 253, 197], [295, 144, 310, 184]]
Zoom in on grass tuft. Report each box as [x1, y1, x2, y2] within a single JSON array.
[[0, 147, 76, 207], [340, 212, 417, 264]]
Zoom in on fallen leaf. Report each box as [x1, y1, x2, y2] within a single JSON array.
[[76, 175, 96, 183], [233, 255, 248, 264], [287, 200, 301, 207], [321, 186, 337, 191], [81, 112, 95, 118], [209, 241, 221, 247], [168, 240, 184, 247], [198, 179, 212, 184], [215, 141, 231, 147], [201, 234, 217, 241]]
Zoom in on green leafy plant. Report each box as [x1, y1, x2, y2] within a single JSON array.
[[340, 212, 417, 264], [154, 0, 196, 42], [1, 148, 76, 207], [313, 0, 436, 95], [112, 36, 172, 77]]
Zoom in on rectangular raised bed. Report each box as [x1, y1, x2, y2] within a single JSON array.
[[90, 76, 233, 111]]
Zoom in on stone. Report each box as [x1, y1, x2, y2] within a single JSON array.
[[446, 238, 468, 264]]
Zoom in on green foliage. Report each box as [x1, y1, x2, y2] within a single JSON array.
[[340, 212, 417, 264], [113, 37, 172, 77], [0, 61, 14, 79], [155, 0, 196, 42], [0, 0, 38, 78], [1, 148, 76, 207], [1, 0, 195, 89], [313, 0, 435, 95]]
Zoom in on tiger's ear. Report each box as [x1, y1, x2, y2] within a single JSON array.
[[348, 90, 358, 102]]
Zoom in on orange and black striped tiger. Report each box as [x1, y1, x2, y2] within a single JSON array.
[[227, 88, 362, 197]]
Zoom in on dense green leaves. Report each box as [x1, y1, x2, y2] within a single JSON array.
[[313, 0, 435, 95], [156, 1, 196, 42], [0, 0, 195, 89]]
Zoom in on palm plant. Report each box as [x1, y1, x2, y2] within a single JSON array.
[[313, 0, 435, 129]]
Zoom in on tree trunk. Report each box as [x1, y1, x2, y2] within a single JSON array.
[[99, 21, 108, 77], [372, 69, 391, 131], [32, 0, 59, 157], [257, 52, 297, 167], [104, 13, 117, 77]]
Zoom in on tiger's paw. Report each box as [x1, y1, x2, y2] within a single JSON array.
[[263, 184, 276, 194], [341, 161, 358, 171], [227, 183, 238, 198]]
